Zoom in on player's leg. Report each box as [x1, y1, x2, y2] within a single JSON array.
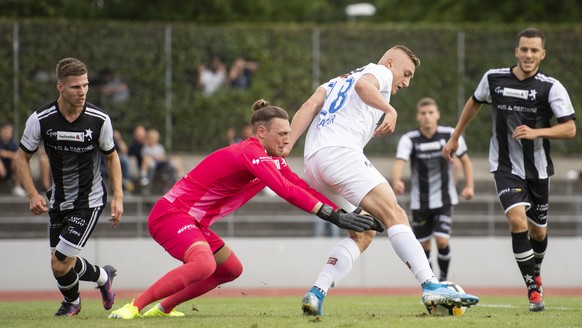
[[148, 243, 243, 317], [433, 207, 453, 282], [109, 199, 216, 319], [495, 172, 543, 311], [360, 183, 478, 308], [525, 178, 549, 311], [360, 183, 438, 284], [526, 178, 549, 297], [51, 251, 81, 316], [65, 207, 117, 310], [50, 208, 103, 316], [412, 209, 434, 269], [301, 149, 375, 316]]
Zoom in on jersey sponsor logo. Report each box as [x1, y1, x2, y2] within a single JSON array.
[[67, 226, 82, 237], [498, 187, 522, 197], [417, 151, 442, 159], [417, 141, 442, 152], [84, 128, 93, 141], [251, 156, 273, 165], [317, 114, 336, 127], [177, 224, 197, 234], [56, 131, 85, 142], [69, 216, 86, 226], [327, 257, 338, 265], [498, 86, 529, 100], [496, 104, 538, 113]]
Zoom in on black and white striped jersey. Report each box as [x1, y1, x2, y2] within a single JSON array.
[[396, 126, 467, 210], [473, 66, 576, 179], [20, 101, 116, 210]]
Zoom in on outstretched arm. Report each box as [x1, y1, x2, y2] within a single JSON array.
[[442, 97, 482, 163], [286, 87, 326, 156]]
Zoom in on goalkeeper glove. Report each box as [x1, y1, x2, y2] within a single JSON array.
[[317, 204, 379, 232]]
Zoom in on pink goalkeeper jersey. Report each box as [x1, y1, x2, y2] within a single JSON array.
[[163, 137, 335, 227]]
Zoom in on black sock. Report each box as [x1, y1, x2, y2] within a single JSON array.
[[55, 268, 80, 303], [529, 234, 547, 277], [74, 257, 101, 282], [511, 231, 538, 295], [437, 246, 451, 281]]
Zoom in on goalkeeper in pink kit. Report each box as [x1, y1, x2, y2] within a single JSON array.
[[109, 99, 381, 319]]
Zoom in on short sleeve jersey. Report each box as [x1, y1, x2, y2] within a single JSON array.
[[20, 101, 116, 210], [396, 126, 468, 210], [473, 67, 576, 179], [304, 63, 393, 160], [163, 137, 336, 227]]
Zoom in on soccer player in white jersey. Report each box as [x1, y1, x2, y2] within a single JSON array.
[[392, 97, 474, 282], [443, 28, 576, 312], [287, 45, 479, 316]]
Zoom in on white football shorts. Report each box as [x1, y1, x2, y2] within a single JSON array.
[[304, 147, 387, 211]]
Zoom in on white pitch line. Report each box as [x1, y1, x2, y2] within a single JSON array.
[[480, 304, 577, 310]]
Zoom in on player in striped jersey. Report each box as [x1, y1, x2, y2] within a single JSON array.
[[392, 97, 474, 282], [16, 58, 123, 316], [443, 28, 576, 312]]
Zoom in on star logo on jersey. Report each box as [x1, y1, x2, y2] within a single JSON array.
[[523, 274, 534, 283], [84, 129, 93, 141], [529, 89, 537, 101]]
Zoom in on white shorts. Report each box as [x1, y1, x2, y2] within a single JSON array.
[[304, 147, 387, 210]]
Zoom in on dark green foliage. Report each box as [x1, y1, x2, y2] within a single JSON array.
[[0, 21, 580, 155]]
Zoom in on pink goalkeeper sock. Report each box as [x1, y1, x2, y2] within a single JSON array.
[[134, 245, 215, 311], [160, 251, 243, 312]]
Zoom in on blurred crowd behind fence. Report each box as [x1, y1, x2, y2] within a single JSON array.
[[0, 21, 581, 155]]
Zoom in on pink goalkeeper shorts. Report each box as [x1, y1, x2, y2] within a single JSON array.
[[148, 197, 225, 262]]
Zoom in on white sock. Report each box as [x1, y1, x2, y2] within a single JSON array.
[[96, 267, 108, 286], [387, 224, 437, 284], [314, 238, 361, 293]]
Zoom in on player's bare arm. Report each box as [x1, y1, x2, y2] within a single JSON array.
[[459, 154, 474, 200], [442, 97, 482, 163], [104, 151, 124, 227], [354, 74, 398, 137], [287, 87, 326, 155], [16, 149, 48, 215], [512, 119, 576, 140], [391, 159, 407, 195]]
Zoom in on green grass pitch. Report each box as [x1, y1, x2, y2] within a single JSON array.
[[1, 295, 581, 328]]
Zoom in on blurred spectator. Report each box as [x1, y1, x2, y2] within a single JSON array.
[[229, 57, 258, 89], [128, 125, 147, 177], [197, 55, 227, 96], [226, 123, 253, 145], [139, 128, 184, 191], [101, 129, 134, 193], [94, 67, 130, 105], [0, 122, 25, 196]]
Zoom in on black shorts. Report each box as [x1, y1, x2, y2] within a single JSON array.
[[49, 207, 102, 252], [493, 171, 548, 227], [411, 206, 452, 241]]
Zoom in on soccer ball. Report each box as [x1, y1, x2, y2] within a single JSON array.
[[426, 281, 468, 316]]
